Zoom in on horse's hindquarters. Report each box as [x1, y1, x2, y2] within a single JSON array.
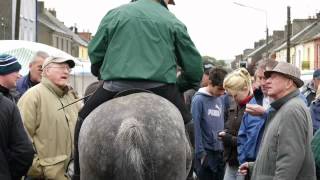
[[79, 93, 191, 180]]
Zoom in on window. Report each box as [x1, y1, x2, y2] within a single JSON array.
[[59, 38, 63, 50], [62, 38, 65, 51], [55, 36, 59, 48]]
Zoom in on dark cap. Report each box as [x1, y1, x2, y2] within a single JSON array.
[[313, 69, 320, 79], [0, 54, 21, 75]]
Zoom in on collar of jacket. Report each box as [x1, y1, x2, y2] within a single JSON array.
[[270, 89, 300, 110], [27, 73, 38, 87], [41, 77, 69, 97], [0, 84, 9, 95]]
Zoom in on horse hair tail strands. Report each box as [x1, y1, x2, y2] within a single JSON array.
[[113, 117, 148, 180]]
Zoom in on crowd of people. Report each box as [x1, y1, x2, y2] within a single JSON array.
[[1, 0, 320, 180]]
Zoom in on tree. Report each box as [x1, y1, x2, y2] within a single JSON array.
[[202, 56, 228, 69]]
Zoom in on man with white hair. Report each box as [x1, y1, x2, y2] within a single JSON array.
[[16, 51, 49, 97]]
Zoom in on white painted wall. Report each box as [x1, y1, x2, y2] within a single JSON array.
[[19, 0, 36, 41]]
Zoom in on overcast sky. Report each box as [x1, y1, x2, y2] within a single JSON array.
[[42, 0, 320, 60]]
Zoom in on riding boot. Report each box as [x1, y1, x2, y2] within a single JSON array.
[[72, 116, 85, 180]]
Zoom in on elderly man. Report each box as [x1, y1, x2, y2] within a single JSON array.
[[0, 54, 22, 102], [239, 62, 316, 180], [18, 57, 81, 180], [16, 51, 49, 97]]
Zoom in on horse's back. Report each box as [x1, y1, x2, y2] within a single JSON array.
[[79, 92, 190, 180]]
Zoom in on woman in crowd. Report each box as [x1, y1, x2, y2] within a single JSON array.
[[219, 68, 254, 180]]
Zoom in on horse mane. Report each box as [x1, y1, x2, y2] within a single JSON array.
[[113, 117, 149, 180]]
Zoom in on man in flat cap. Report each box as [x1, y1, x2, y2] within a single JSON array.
[[239, 61, 316, 180], [18, 56, 81, 180]]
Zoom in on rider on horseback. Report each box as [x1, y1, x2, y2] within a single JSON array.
[[73, 0, 203, 179]]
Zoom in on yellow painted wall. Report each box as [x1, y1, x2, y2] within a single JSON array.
[[303, 42, 315, 70], [79, 45, 89, 61]]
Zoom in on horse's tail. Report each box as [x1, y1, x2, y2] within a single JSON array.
[[114, 117, 148, 180]]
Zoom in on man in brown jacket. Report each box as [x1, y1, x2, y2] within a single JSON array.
[[239, 62, 316, 180]]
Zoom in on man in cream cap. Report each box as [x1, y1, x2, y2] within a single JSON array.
[[18, 56, 80, 180]]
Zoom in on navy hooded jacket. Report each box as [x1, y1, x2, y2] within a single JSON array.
[[191, 88, 224, 159]]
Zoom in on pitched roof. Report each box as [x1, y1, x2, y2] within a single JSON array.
[[39, 10, 88, 46], [275, 21, 320, 51], [244, 39, 274, 59]]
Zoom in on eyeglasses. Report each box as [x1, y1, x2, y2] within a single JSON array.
[[47, 65, 71, 72]]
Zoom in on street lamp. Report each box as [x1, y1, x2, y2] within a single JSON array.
[[233, 2, 269, 55]]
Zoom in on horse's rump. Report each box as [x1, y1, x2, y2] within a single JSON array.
[[79, 92, 191, 180]]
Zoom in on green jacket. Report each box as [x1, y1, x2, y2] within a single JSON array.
[[89, 0, 203, 92], [251, 90, 316, 180], [17, 78, 81, 180]]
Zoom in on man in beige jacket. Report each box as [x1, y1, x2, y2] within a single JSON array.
[[18, 57, 81, 180]]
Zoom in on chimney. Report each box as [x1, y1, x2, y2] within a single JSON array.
[[272, 30, 285, 41], [317, 12, 320, 20], [48, 8, 56, 17], [78, 32, 92, 42], [37, 1, 45, 14], [254, 42, 259, 49], [258, 39, 266, 46]]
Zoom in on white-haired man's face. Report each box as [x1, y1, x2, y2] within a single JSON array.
[[29, 56, 46, 83], [255, 68, 268, 95]]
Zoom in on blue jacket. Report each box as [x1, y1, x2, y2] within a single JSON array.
[[310, 98, 320, 134], [191, 88, 224, 159], [237, 97, 266, 164], [16, 74, 35, 98]]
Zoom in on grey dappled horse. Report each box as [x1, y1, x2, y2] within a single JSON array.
[[79, 92, 192, 180]]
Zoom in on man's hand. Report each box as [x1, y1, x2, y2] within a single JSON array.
[[238, 162, 249, 175], [218, 131, 226, 140], [200, 155, 207, 165], [245, 104, 266, 116]]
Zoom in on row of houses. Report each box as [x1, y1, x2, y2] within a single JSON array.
[[0, 0, 91, 61], [232, 13, 320, 74]]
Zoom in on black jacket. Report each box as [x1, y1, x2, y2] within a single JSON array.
[[0, 95, 34, 180]]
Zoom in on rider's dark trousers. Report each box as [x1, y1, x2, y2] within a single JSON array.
[[79, 83, 191, 123], [73, 83, 192, 180]]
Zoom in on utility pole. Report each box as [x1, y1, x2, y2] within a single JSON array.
[[286, 6, 291, 63], [15, 0, 21, 40]]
